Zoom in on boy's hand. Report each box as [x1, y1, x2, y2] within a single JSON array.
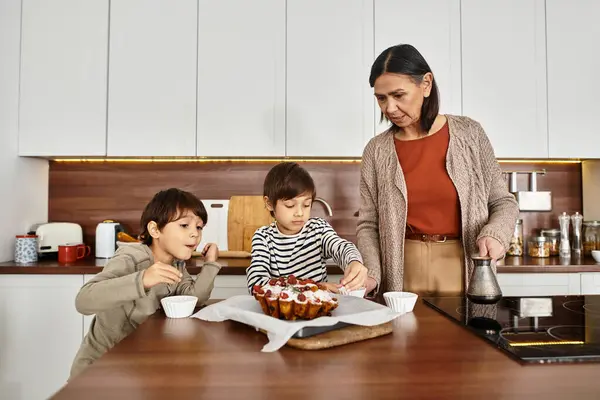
[[340, 261, 368, 291], [201, 243, 219, 263], [320, 282, 342, 294], [142, 262, 183, 289]]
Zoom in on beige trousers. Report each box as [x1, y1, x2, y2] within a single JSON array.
[[403, 239, 465, 296]]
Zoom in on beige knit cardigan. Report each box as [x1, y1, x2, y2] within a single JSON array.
[[357, 115, 519, 294]]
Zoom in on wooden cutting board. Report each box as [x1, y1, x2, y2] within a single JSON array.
[[192, 250, 251, 258], [285, 322, 393, 350], [227, 196, 273, 252]]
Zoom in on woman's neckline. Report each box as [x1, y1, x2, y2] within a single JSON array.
[[394, 114, 448, 142]]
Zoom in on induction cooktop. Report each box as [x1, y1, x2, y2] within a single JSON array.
[[423, 295, 600, 364]]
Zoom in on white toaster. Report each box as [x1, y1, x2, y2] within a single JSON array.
[[35, 222, 84, 253]]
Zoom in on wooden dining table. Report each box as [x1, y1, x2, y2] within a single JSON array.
[[51, 300, 600, 399]]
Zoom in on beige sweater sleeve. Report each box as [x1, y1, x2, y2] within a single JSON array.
[[356, 141, 382, 287], [75, 254, 147, 315], [174, 261, 221, 304], [474, 123, 520, 251]]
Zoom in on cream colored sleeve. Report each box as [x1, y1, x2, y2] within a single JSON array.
[[75, 254, 147, 315], [356, 140, 382, 290], [174, 261, 221, 305]]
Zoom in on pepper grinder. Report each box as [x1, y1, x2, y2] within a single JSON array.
[[558, 212, 571, 257], [571, 212, 583, 254], [466, 256, 503, 305]]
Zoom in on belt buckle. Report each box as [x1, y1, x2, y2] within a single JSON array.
[[435, 235, 447, 243]]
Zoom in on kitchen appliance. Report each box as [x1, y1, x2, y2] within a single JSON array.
[[34, 222, 83, 253], [507, 170, 552, 211], [466, 256, 502, 304], [424, 295, 600, 364], [96, 220, 124, 258]]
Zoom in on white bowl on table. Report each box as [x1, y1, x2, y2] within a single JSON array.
[[592, 250, 600, 263], [161, 295, 198, 318], [383, 292, 419, 314], [339, 286, 367, 298]]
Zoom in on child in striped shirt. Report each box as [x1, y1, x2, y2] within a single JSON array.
[[246, 162, 368, 294]]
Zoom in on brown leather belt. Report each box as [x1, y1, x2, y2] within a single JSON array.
[[405, 232, 460, 243]]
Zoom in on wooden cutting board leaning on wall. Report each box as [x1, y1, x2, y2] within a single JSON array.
[[227, 196, 274, 253]]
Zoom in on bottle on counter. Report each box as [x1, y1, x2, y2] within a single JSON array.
[[571, 212, 583, 254], [582, 220, 600, 256], [528, 236, 551, 258], [558, 212, 571, 258], [540, 228, 561, 256], [507, 219, 524, 256]]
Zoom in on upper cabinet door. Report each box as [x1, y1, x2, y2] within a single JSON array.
[[547, 1, 600, 158], [19, 0, 108, 156], [286, 0, 374, 157], [107, 0, 197, 157], [374, 0, 461, 134], [462, 0, 548, 159], [196, 0, 285, 157]]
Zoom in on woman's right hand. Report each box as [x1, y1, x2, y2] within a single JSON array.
[[142, 262, 183, 289]]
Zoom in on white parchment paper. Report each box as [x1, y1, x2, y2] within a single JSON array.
[[191, 295, 401, 351]]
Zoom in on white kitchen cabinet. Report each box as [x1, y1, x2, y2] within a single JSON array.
[[82, 274, 96, 337], [461, 0, 548, 158], [106, 0, 197, 156], [18, 0, 108, 156], [374, 0, 461, 134], [580, 273, 600, 295], [498, 273, 581, 297], [0, 275, 83, 400], [210, 275, 249, 299], [196, 0, 285, 157], [286, 0, 374, 157], [547, 1, 600, 158]]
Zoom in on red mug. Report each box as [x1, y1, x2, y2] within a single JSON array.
[[58, 243, 91, 264]]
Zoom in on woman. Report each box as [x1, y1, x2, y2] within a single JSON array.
[[358, 44, 519, 297]]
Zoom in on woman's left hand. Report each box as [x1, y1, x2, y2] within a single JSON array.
[[477, 236, 505, 260], [340, 261, 368, 291]]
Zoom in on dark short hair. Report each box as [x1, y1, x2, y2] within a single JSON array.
[[263, 162, 316, 216], [369, 44, 440, 133], [139, 188, 208, 245]]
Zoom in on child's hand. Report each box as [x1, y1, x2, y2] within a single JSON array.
[[319, 282, 342, 293], [340, 261, 368, 291], [201, 243, 219, 262], [142, 262, 183, 289]]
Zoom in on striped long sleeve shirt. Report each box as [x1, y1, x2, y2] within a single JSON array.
[[245, 218, 363, 292]]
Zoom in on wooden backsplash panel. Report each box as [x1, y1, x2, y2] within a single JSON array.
[[48, 161, 581, 248]]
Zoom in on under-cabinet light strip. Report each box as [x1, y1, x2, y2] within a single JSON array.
[[50, 158, 581, 164]]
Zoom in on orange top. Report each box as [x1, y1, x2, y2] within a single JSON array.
[[394, 122, 461, 236]]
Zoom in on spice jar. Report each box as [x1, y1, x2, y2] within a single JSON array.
[[540, 229, 561, 256], [583, 221, 600, 256], [528, 236, 550, 258], [507, 219, 524, 256]]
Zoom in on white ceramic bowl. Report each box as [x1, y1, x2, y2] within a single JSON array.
[[383, 291, 419, 314], [592, 250, 600, 263], [160, 295, 198, 318], [339, 287, 367, 298]]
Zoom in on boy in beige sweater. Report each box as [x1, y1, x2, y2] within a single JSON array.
[[69, 188, 221, 379]]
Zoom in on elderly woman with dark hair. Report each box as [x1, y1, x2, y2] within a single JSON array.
[[358, 44, 519, 298]]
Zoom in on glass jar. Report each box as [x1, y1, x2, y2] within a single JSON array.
[[507, 219, 524, 256], [540, 228, 561, 256], [583, 221, 600, 256], [528, 236, 551, 258]]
